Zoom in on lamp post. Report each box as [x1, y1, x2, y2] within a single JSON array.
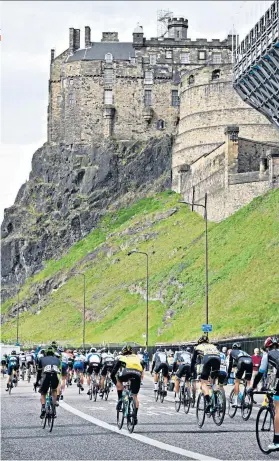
[[179, 193, 209, 325], [16, 292, 19, 344], [127, 250, 149, 348], [73, 273, 86, 349]]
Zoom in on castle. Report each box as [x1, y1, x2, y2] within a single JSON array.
[[48, 15, 279, 220]]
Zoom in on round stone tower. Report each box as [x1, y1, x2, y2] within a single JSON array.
[[172, 63, 279, 186], [167, 17, 188, 40]]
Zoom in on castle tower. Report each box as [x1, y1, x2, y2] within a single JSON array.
[[133, 24, 144, 47], [172, 64, 279, 191], [167, 17, 188, 40]]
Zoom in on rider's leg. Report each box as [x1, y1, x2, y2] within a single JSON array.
[[273, 399, 279, 445], [153, 372, 158, 391]]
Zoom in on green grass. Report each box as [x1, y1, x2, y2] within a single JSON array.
[[2, 189, 279, 345]]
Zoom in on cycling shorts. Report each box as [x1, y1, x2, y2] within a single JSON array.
[[200, 354, 221, 380], [73, 362, 85, 372], [235, 357, 253, 381], [26, 361, 34, 369], [87, 363, 101, 375], [154, 362, 169, 377], [39, 372, 59, 394], [176, 363, 192, 380], [7, 365, 19, 376], [118, 368, 141, 394], [1, 360, 7, 366], [101, 363, 113, 377], [61, 364, 68, 377], [68, 360, 73, 370]]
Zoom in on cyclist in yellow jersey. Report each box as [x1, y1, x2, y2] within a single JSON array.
[[111, 344, 143, 425]]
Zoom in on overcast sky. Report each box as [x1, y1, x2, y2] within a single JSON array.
[[0, 1, 272, 222]]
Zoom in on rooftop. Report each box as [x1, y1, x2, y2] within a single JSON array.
[[67, 42, 135, 62]]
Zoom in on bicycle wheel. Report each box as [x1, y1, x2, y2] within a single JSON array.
[[105, 386, 109, 401], [196, 393, 206, 428], [183, 387, 191, 414], [256, 406, 274, 454], [8, 383, 12, 395], [127, 398, 136, 433], [213, 390, 226, 426], [241, 390, 253, 421], [93, 385, 98, 402], [49, 404, 55, 432], [190, 383, 196, 408], [228, 389, 237, 418], [89, 384, 93, 400], [117, 403, 124, 430], [160, 387, 165, 403], [175, 389, 181, 412], [154, 387, 159, 401]]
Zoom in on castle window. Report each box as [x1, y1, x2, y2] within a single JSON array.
[[105, 53, 113, 63], [157, 119, 165, 130], [212, 69, 221, 80], [198, 50, 206, 60], [180, 52, 190, 64], [69, 94, 75, 105], [104, 89, 113, 104], [150, 54, 157, 65], [104, 68, 113, 85], [57, 95, 62, 104], [212, 53, 222, 64], [188, 74, 194, 84], [171, 90, 179, 106], [176, 31, 180, 38], [165, 50, 172, 59], [69, 79, 74, 86], [144, 89, 152, 106], [144, 71, 153, 84]]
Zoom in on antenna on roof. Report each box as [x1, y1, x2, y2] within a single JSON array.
[[157, 9, 173, 38]]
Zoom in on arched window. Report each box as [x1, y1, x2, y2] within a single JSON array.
[[212, 69, 220, 80], [105, 53, 113, 63], [188, 75, 194, 85]]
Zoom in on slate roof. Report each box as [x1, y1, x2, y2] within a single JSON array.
[[67, 42, 135, 62]]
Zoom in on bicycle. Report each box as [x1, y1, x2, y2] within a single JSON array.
[[1, 366, 7, 378], [8, 369, 18, 394], [27, 367, 32, 383], [21, 364, 26, 381], [117, 381, 137, 433], [228, 378, 253, 421], [154, 371, 165, 403], [41, 379, 56, 433], [189, 377, 197, 408], [75, 370, 82, 394], [101, 374, 112, 401], [254, 390, 278, 454], [175, 376, 191, 414], [196, 372, 226, 428], [89, 371, 99, 401]]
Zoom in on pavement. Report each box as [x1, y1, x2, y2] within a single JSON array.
[[1, 372, 278, 461]]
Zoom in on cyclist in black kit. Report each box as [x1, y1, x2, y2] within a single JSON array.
[[151, 347, 169, 396], [35, 345, 61, 419], [227, 342, 253, 408]]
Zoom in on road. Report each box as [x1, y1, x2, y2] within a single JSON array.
[[1, 373, 278, 461]]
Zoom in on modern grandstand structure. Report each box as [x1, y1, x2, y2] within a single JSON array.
[[233, 0, 279, 129]]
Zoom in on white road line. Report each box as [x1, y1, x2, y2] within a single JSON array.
[[60, 401, 220, 461]]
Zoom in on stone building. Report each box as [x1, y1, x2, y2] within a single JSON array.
[[48, 18, 234, 145]]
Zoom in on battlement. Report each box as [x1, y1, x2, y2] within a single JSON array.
[[168, 17, 188, 24]]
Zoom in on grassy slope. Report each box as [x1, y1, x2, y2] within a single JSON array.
[[1, 189, 279, 345]]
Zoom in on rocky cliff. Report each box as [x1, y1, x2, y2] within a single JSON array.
[[1, 136, 172, 301]]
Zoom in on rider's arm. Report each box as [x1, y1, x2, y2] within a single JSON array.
[[191, 350, 197, 374], [110, 359, 121, 385], [227, 353, 233, 377], [252, 354, 267, 389], [151, 353, 157, 373], [36, 359, 43, 383]]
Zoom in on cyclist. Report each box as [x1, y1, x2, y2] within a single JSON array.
[[1, 354, 8, 375], [111, 344, 143, 425], [167, 350, 175, 373], [73, 349, 86, 391], [19, 351, 27, 378], [5, 350, 20, 391], [67, 349, 74, 384], [191, 335, 221, 412], [151, 346, 169, 396], [227, 342, 252, 407], [85, 347, 102, 395], [173, 345, 193, 403], [249, 337, 279, 451], [26, 350, 35, 374], [60, 348, 70, 401], [35, 344, 61, 419], [100, 347, 115, 396]]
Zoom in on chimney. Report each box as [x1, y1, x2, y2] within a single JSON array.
[[85, 26, 91, 47], [50, 49, 55, 63], [69, 28, 80, 54]]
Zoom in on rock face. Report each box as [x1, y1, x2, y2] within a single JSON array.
[[1, 136, 172, 301]]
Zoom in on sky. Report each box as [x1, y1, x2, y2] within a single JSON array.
[[0, 0, 272, 222]]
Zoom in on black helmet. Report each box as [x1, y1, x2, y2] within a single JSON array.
[[186, 346, 192, 353], [46, 345, 55, 356], [51, 341, 58, 350], [90, 347, 97, 353], [121, 344, 133, 355], [198, 335, 209, 345], [101, 347, 108, 353], [11, 350, 17, 355], [232, 342, 241, 349]]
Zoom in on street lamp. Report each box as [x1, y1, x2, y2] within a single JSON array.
[[73, 272, 86, 349], [179, 192, 209, 325], [127, 250, 149, 348], [16, 292, 19, 344]]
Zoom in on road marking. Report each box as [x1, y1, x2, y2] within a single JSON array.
[[60, 401, 220, 461]]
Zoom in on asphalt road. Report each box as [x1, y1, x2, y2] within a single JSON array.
[[1, 373, 278, 461]]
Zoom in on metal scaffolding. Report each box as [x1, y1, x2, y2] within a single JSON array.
[[233, 0, 279, 129], [157, 9, 173, 38]]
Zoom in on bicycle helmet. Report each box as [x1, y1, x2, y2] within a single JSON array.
[[39, 349, 46, 356], [51, 341, 58, 350], [232, 342, 241, 349], [197, 335, 209, 345], [11, 350, 16, 355], [46, 345, 55, 356], [121, 344, 133, 355], [186, 346, 192, 353], [90, 347, 97, 353], [100, 347, 108, 353], [264, 337, 278, 349]]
